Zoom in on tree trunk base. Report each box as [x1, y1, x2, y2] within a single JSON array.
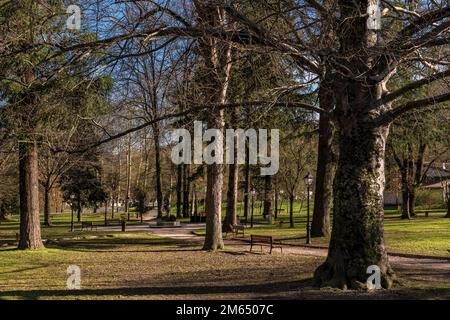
[[314, 257, 396, 290], [311, 229, 328, 238], [202, 241, 224, 252]]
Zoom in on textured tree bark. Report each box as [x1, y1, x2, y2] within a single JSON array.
[[224, 161, 239, 231], [18, 141, 44, 250], [43, 184, 51, 227], [196, 1, 232, 251], [311, 0, 335, 238], [400, 169, 411, 219], [314, 108, 395, 289], [313, 0, 397, 289], [311, 80, 333, 237], [203, 110, 225, 251], [408, 189, 415, 217]]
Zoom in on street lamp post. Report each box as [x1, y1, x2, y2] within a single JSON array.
[[251, 189, 256, 228], [70, 194, 75, 232], [304, 173, 313, 244]]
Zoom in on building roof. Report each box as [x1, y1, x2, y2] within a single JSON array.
[[424, 167, 450, 179]]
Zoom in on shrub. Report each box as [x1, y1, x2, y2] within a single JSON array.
[[416, 189, 445, 210]]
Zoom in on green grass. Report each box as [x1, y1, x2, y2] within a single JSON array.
[[0, 210, 144, 242], [194, 208, 450, 257], [0, 207, 449, 299], [1, 205, 449, 257]]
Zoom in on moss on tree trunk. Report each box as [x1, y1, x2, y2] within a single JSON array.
[[314, 119, 395, 289]]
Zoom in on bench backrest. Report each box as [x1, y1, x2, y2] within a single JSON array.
[[81, 222, 93, 226], [251, 235, 273, 243]]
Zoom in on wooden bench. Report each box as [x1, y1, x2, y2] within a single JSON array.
[[81, 221, 97, 231], [250, 235, 282, 254]]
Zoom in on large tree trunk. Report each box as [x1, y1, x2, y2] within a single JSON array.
[[43, 184, 51, 227], [196, 2, 232, 251], [311, 78, 333, 237], [400, 170, 411, 220], [314, 105, 395, 289], [18, 141, 44, 250], [315, 7, 395, 285], [224, 161, 239, 231], [203, 132, 225, 251], [408, 188, 416, 217]]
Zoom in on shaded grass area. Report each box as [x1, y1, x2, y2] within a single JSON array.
[[1, 233, 450, 300], [0, 207, 449, 300], [0, 232, 320, 300]]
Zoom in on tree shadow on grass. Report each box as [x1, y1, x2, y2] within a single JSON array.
[[45, 237, 199, 253], [0, 278, 314, 300]]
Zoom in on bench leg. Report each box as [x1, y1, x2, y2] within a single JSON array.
[[270, 245, 273, 254], [250, 243, 253, 252]]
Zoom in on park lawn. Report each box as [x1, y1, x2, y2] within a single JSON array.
[[193, 210, 450, 257], [0, 231, 449, 300], [0, 232, 325, 300], [384, 215, 450, 256], [1, 214, 450, 300], [0, 211, 145, 244], [0, 207, 449, 300]]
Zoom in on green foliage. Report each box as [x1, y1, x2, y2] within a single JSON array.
[[415, 189, 446, 209], [60, 157, 106, 210]]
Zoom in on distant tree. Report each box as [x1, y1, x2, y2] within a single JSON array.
[[388, 110, 450, 219], [60, 156, 106, 222]]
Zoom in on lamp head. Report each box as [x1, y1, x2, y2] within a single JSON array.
[[304, 173, 314, 186]]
